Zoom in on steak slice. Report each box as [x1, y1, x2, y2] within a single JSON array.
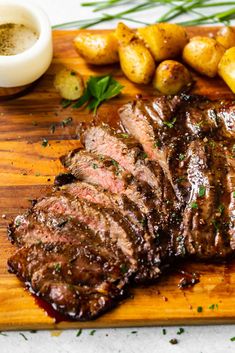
[[83, 125, 163, 195], [118, 97, 182, 198], [8, 242, 128, 320]]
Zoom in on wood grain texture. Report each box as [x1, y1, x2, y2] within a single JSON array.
[[0, 27, 235, 331]]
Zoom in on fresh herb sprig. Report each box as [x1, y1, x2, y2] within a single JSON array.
[[52, 1, 235, 29], [72, 75, 124, 114]]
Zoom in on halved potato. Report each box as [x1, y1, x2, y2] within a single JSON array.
[[74, 32, 119, 65], [218, 47, 235, 93], [54, 68, 84, 100], [183, 36, 225, 77], [216, 26, 235, 49], [153, 60, 192, 95], [137, 23, 188, 61]]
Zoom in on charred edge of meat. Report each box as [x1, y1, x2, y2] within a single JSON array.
[[54, 173, 77, 187], [60, 148, 83, 167]]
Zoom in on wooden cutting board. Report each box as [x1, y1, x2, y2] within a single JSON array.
[[0, 27, 235, 331]]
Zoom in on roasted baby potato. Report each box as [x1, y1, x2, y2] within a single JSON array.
[[183, 36, 225, 77], [218, 47, 235, 93], [115, 22, 135, 45], [119, 39, 155, 84], [153, 60, 192, 95], [216, 26, 235, 49], [137, 23, 188, 61], [74, 32, 119, 65], [54, 68, 84, 100]]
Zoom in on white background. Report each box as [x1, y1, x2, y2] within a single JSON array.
[[1, 1, 235, 352]]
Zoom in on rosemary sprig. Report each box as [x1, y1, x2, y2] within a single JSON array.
[[52, 0, 235, 29]]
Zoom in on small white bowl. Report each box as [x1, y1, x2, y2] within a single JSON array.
[[0, 0, 53, 87]]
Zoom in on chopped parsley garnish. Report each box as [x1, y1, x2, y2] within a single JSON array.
[[176, 176, 186, 183], [120, 264, 128, 275], [19, 333, 28, 341], [162, 328, 167, 335], [154, 140, 162, 148], [218, 204, 225, 214], [61, 117, 73, 127], [197, 306, 203, 313], [177, 328, 184, 335], [54, 263, 62, 273], [163, 117, 176, 128], [190, 202, 198, 209], [120, 133, 129, 139], [231, 337, 235, 342], [169, 338, 178, 345], [72, 75, 124, 114], [76, 329, 82, 337], [131, 331, 138, 334], [140, 152, 148, 159], [212, 219, 220, 231], [15, 218, 22, 227], [41, 138, 48, 147], [92, 163, 98, 169], [208, 304, 218, 310], [198, 186, 206, 197], [61, 99, 72, 108], [179, 153, 185, 161], [111, 159, 119, 168], [50, 124, 56, 134], [90, 330, 96, 336]]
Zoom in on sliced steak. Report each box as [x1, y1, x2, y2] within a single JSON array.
[[8, 242, 128, 320], [83, 125, 162, 196]]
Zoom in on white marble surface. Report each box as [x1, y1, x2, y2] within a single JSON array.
[[1, 1, 235, 352]]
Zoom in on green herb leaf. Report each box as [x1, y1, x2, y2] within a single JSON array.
[[54, 263, 62, 273], [198, 186, 206, 197], [76, 329, 82, 337], [120, 133, 129, 139], [191, 202, 198, 209], [90, 329, 96, 336], [61, 117, 73, 127], [163, 117, 177, 129], [120, 264, 128, 275], [231, 337, 235, 342], [19, 333, 28, 341], [92, 163, 98, 169], [218, 204, 225, 214], [209, 304, 218, 310], [179, 153, 185, 161], [197, 306, 203, 313], [42, 139, 48, 147], [162, 328, 167, 335], [131, 331, 138, 334], [177, 328, 184, 335], [50, 124, 56, 134], [72, 75, 123, 114]]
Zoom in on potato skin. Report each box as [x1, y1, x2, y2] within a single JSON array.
[[119, 39, 155, 84], [153, 60, 192, 95], [54, 68, 84, 100], [218, 47, 235, 93], [115, 22, 135, 45], [216, 26, 235, 49], [183, 36, 225, 77], [137, 23, 188, 61], [74, 32, 119, 65]]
